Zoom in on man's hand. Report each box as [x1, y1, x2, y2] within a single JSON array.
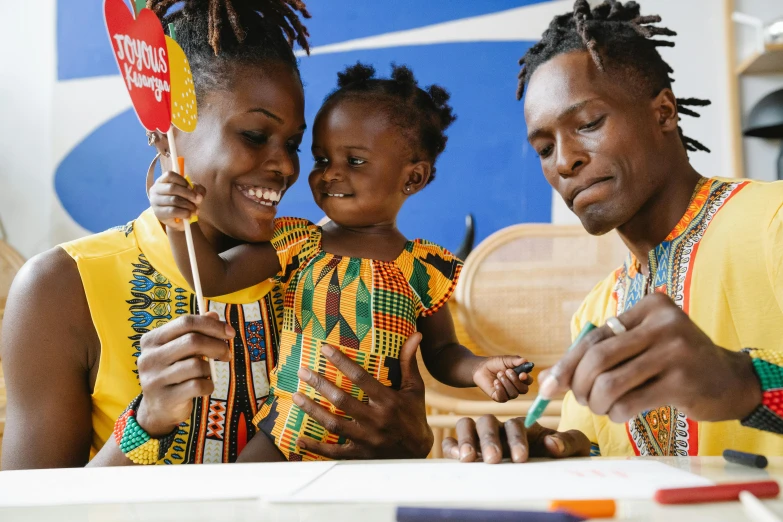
[[442, 416, 590, 463], [539, 293, 762, 424], [292, 333, 433, 459]]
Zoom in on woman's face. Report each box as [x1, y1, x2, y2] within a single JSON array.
[[175, 61, 306, 244]]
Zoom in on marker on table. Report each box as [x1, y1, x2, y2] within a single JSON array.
[[524, 322, 597, 428], [549, 499, 616, 519], [396, 507, 585, 522], [654, 480, 780, 505], [740, 490, 783, 522], [724, 449, 769, 469]]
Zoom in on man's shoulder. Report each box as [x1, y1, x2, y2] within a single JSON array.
[[715, 178, 783, 217], [701, 179, 783, 249]]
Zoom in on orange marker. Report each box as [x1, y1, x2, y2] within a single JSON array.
[[549, 500, 616, 519]]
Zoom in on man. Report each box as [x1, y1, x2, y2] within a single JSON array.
[[444, 0, 783, 463]]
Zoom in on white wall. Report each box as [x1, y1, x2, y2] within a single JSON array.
[[736, 0, 783, 182], [0, 1, 57, 258]]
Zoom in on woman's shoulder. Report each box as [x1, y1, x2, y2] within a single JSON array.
[[5, 246, 95, 349], [17, 246, 81, 290]]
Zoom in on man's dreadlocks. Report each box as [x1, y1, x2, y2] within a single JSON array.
[[147, 0, 310, 98], [517, 0, 710, 154]]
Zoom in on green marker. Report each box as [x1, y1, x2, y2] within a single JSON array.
[[524, 322, 596, 428]]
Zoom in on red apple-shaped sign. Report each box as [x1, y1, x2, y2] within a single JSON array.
[[104, 0, 171, 132]]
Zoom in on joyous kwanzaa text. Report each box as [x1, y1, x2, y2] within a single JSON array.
[[113, 34, 170, 102]]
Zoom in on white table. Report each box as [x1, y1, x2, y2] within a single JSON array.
[[1, 457, 781, 521]]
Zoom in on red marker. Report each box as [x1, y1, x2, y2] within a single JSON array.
[[655, 480, 780, 505]]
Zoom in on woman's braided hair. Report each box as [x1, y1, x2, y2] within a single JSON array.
[[322, 62, 457, 184], [517, 0, 710, 153], [147, 0, 310, 97]]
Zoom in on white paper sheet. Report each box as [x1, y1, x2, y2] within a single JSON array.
[[281, 459, 714, 504], [0, 461, 335, 507]]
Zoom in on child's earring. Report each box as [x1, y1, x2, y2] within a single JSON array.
[[404, 185, 412, 194]]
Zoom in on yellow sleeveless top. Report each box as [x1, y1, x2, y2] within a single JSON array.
[[61, 209, 284, 463]]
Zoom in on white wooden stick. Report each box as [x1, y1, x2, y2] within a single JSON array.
[[167, 129, 218, 383], [740, 491, 782, 522]]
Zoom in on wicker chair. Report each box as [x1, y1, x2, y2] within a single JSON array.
[[0, 233, 26, 454], [425, 224, 627, 457]]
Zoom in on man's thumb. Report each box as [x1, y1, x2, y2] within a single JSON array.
[[399, 332, 424, 391], [543, 430, 591, 458]]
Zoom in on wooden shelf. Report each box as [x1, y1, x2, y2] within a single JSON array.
[[738, 43, 783, 75]]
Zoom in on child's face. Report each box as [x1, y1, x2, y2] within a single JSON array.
[[309, 99, 416, 228]]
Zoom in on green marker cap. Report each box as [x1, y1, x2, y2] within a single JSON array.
[[523, 322, 596, 429]]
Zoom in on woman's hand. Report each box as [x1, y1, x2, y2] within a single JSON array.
[[292, 333, 434, 459], [149, 171, 206, 232], [135, 312, 233, 437], [472, 356, 533, 402]]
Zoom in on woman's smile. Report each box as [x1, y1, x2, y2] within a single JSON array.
[[236, 183, 283, 207]]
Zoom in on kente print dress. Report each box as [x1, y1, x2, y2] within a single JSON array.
[[253, 218, 463, 460]]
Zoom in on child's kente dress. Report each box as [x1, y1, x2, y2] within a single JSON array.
[[252, 218, 463, 460]]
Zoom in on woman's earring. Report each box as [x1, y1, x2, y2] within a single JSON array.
[[147, 131, 169, 156], [405, 186, 412, 194], [146, 152, 161, 200]]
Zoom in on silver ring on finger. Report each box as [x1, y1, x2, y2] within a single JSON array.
[[606, 316, 627, 336]]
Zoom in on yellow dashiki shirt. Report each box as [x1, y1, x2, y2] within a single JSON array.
[[61, 209, 283, 463], [253, 218, 462, 460], [560, 177, 783, 457]]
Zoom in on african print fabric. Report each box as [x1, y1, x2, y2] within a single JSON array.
[[611, 178, 748, 456], [253, 218, 462, 461], [61, 209, 282, 463]]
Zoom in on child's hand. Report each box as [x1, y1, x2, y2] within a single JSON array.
[[473, 356, 533, 403], [149, 171, 206, 232]]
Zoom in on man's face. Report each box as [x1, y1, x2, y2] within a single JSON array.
[[524, 51, 671, 235]]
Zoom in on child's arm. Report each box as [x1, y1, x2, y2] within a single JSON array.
[[417, 306, 533, 403], [149, 171, 281, 296]]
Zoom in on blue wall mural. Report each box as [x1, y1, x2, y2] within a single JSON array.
[[55, 1, 551, 252]]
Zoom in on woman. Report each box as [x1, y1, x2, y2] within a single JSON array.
[[1, 0, 432, 469]]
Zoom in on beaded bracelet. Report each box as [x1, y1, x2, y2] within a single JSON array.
[[740, 348, 783, 435], [113, 394, 177, 465]]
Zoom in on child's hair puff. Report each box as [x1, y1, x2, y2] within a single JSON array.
[[322, 62, 456, 184]]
